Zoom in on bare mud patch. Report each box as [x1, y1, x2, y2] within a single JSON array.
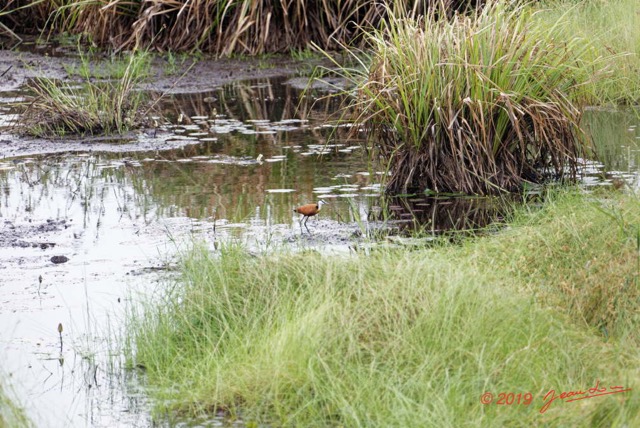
[[0, 218, 67, 249], [0, 131, 207, 158]]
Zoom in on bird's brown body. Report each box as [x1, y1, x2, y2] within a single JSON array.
[[294, 203, 323, 217], [294, 200, 328, 233]]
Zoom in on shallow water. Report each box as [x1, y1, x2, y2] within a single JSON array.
[[0, 76, 638, 427], [582, 107, 640, 183], [0, 77, 381, 428]]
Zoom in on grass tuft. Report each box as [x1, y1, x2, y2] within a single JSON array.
[[0, 381, 31, 428], [21, 49, 152, 137]]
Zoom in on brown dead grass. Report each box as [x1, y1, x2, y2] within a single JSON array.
[[1, 1, 480, 54]]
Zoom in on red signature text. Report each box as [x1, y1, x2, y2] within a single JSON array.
[[540, 380, 632, 414], [480, 392, 533, 405]]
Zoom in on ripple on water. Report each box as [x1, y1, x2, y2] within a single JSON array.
[[266, 188, 296, 193]]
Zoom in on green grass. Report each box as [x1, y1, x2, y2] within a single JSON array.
[[128, 189, 640, 426], [0, 381, 31, 428], [164, 50, 196, 76], [64, 49, 152, 80], [22, 49, 152, 137], [534, 0, 640, 104]]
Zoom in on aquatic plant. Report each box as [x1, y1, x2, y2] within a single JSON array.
[[22, 49, 151, 137], [345, 0, 608, 195], [128, 189, 640, 426]]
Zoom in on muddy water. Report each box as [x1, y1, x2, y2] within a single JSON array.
[[0, 76, 638, 427]]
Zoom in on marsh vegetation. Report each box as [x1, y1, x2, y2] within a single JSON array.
[[2, 0, 478, 54], [22, 50, 152, 136], [2, 0, 639, 426]]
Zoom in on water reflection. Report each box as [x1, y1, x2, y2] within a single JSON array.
[[0, 154, 166, 427], [380, 195, 508, 233], [582, 107, 640, 182]]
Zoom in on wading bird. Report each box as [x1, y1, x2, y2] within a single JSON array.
[[294, 200, 329, 233]]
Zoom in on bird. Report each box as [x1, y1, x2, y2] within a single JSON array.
[[294, 200, 329, 233]]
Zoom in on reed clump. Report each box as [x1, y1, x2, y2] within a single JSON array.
[[352, 1, 602, 195]]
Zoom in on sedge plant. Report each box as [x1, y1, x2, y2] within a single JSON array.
[[345, 0, 610, 195]]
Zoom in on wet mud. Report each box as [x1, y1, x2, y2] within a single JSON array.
[[0, 218, 67, 249]]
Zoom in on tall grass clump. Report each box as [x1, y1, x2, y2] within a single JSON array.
[[350, 0, 603, 195], [22, 50, 151, 137], [533, 0, 640, 104], [128, 190, 640, 426]]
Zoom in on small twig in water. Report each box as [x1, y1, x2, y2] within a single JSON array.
[[0, 65, 12, 78]]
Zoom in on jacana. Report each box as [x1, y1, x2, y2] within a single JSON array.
[[294, 200, 328, 233]]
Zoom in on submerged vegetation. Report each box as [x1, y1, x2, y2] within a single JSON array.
[[22, 50, 152, 137], [129, 189, 640, 426]]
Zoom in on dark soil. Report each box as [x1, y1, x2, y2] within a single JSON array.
[[0, 218, 68, 248]]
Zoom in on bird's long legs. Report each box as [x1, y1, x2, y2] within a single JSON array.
[[299, 215, 311, 234]]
